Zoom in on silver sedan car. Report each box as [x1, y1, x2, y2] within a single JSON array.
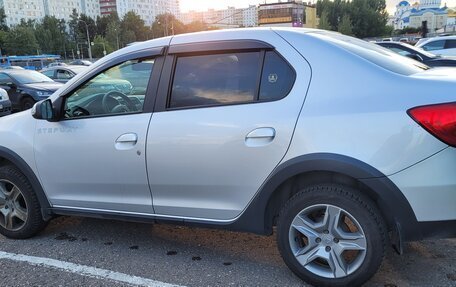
[[0, 28, 454, 287]]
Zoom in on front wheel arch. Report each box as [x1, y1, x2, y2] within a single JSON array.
[[0, 147, 51, 220]]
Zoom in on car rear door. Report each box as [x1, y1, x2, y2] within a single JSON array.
[[146, 35, 312, 221]]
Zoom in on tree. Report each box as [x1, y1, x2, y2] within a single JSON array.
[[338, 14, 353, 35], [0, 8, 8, 31], [4, 26, 39, 55], [318, 10, 332, 30], [91, 35, 113, 58], [35, 16, 67, 55], [348, 0, 388, 38], [316, 0, 389, 38], [106, 20, 121, 49], [151, 13, 185, 38], [96, 12, 119, 37], [121, 11, 148, 44]]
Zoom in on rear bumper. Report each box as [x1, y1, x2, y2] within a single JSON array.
[[388, 147, 456, 241], [389, 147, 456, 222]]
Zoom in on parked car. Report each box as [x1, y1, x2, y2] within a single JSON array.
[[377, 41, 456, 67], [0, 28, 454, 287], [416, 35, 456, 56], [69, 59, 92, 66], [46, 62, 67, 68], [0, 70, 63, 111], [0, 66, 25, 70], [40, 65, 88, 83], [0, 88, 11, 117]]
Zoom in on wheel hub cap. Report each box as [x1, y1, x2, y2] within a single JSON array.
[[0, 179, 28, 231], [288, 204, 367, 279]]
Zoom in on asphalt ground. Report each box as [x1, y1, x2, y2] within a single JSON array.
[[0, 216, 455, 287]]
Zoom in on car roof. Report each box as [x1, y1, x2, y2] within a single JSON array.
[[43, 65, 87, 71], [0, 69, 35, 76], [417, 35, 456, 46]]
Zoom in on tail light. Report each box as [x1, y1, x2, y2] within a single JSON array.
[[408, 102, 456, 147]]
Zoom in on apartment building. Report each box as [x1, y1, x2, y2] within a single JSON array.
[[180, 5, 258, 28], [0, 0, 99, 26]]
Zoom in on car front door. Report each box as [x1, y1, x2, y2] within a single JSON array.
[[34, 49, 164, 213], [146, 37, 311, 221]]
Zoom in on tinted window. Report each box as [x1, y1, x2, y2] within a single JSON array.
[[422, 40, 445, 51], [0, 74, 13, 85], [170, 52, 261, 109], [445, 40, 456, 49], [57, 69, 73, 80], [64, 58, 154, 119], [259, 51, 295, 101], [41, 70, 55, 78]]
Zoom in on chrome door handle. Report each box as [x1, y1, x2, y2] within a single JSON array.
[[245, 127, 276, 147], [115, 133, 138, 150]]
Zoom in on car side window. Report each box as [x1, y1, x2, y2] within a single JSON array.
[[57, 70, 73, 80], [422, 40, 445, 51], [42, 70, 55, 78], [445, 40, 456, 49], [0, 74, 13, 85], [169, 52, 261, 109], [259, 51, 295, 101], [64, 58, 154, 119]]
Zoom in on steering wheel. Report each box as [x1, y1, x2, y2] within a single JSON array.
[[101, 91, 137, 114]]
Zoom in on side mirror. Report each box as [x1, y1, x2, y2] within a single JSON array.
[[32, 99, 56, 121]]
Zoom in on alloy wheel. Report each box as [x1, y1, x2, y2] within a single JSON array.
[[288, 204, 367, 279], [0, 179, 28, 231]]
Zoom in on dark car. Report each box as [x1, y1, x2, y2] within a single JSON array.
[[377, 41, 456, 67], [41, 65, 88, 83], [0, 88, 11, 117], [0, 70, 63, 111]]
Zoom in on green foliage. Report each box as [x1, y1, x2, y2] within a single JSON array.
[[0, 8, 8, 31], [35, 16, 67, 55], [338, 14, 353, 36], [316, 0, 388, 38], [121, 11, 148, 44], [91, 35, 113, 58], [4, 26, 39, 55], [318, 11, 332, 30], [393, 26, 421, 35], [0, 10, 222, 58]]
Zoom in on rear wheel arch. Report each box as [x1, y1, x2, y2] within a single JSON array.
[[238, 153, 417, 241], [0, 146, 51, 220]]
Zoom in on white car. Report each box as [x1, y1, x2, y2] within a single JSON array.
[[416, 36, 456, 56]]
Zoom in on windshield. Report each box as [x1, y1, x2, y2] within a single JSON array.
[[311, 32, 430, 75], [11, 71, 54, 84]]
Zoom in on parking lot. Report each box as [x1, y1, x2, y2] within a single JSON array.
[[0, 216, 454, 287]]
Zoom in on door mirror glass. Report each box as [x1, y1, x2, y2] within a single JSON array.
[[32, 99, 55, 121]]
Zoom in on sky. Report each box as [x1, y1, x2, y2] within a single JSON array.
[[179, 0, 456, 14]]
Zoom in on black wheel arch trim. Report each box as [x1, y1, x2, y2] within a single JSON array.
[[0, 146, 51, 220], [227, 153, 422, 242]]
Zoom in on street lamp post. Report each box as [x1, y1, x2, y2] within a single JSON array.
[[78, 19, 93, 61]]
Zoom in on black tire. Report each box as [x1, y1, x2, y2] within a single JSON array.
[[0, 165, 48, 239], [21, 97, 35, 111], [277, 184, 387, 287]]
